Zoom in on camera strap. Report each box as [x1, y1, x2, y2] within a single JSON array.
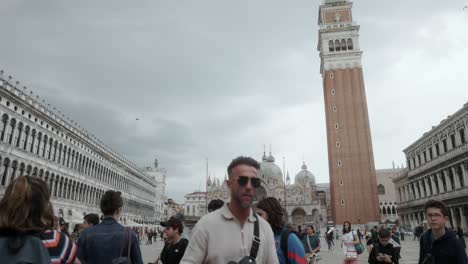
[[249, 212, 260, 260]]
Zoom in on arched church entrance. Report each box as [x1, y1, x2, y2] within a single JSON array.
[[291, 207, 307, 229]]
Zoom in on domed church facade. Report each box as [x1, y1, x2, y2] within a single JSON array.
[[207, 152, 329, 231]]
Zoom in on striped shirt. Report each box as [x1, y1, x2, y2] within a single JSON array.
[[40, 229, 77, 264]]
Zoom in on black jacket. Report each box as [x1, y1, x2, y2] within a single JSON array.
[[368, 241, 399, 264], [160, 238, 189, 264], [418, 228, 468, 264]]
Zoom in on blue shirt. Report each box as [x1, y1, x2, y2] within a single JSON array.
[[77, 217, 143, 264], [275, 228, 307, 264]]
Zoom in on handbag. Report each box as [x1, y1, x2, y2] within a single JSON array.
[[345, 251, 357, 260], [353, 231, 364, 255], [112, 227, 132, 264]]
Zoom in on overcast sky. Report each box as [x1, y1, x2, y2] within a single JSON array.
[[1, 0, 467, 203]]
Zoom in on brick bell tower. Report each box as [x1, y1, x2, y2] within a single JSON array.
[[317, 0, 380, 225]]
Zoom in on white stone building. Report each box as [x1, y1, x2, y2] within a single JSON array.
[[0, 71, 157, 226], [376, 168, 406, 225], [394, 102, 468, 230], [206, 152, 329, 231], [184, 191, 207, 217]]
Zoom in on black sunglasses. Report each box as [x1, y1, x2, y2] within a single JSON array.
[[236, 176, 261, 188]]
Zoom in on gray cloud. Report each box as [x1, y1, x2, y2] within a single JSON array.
[[1, 0, 467, 201]]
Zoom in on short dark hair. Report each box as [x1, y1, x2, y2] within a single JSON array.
[[166, 217, 183, 234], [378, 228, 391, 238], [256, 197, 284, 234], [208, 199, 224, 213], [100, 190, 123, 215], [227, 156, 260, 177], [424, 199, 449, 216], [307, 225, 315, 230], [84, 213, 100, 226]]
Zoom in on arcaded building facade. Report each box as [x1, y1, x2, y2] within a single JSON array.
[[394, 102, 468, 230], [317, 0, 380, 224], [0, 72, 157, 225]]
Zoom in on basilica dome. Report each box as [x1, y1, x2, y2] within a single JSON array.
[[259, 153, 283, 184], [294, 162, 316, 186]]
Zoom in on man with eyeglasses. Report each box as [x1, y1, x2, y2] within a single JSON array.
[[180, 156, 278, 264], [418, 199, 468, 264]]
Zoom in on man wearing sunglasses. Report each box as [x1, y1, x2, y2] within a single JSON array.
[[181, 156, 278, 264]]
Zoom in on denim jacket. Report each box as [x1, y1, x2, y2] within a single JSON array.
[[77, 217, 143, 264]]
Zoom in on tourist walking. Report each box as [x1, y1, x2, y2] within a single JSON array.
[[341, 221, 359, 264], [418, 199, 468, 264], [256, 197, 307, 264], [82, 213, 99, 230], [390, 227, 401, 260], [368, 228, 399, 264], [303, 225, 321, 264], [77, 190, 143, 264], [180, 156, 278, 263], [0, 176, 78, 264], [151, 217, 188, 264], [326, 227, 335, 250]]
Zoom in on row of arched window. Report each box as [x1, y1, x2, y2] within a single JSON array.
[[0, 112, 153, 200], [0, 156, 154, 218], [328, 38, 353, 52], [381, 206, 397, 216]]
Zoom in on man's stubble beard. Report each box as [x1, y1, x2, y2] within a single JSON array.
[[232, 192, 253, 209]]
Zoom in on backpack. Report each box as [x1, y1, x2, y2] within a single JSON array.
[[280, 229, 291, 264], [0, 235, 50, 264]]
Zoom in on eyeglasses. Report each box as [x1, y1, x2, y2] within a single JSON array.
[[236, 176, 261, 188], [426, 213, 444, 219]]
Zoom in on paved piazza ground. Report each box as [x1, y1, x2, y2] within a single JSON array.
[[139, 235, 468, 264]]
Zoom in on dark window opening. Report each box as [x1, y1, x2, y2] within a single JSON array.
[[450, 134, 456, 149], [460, 129, 466, 144], [329, 40, 334, 52], [442, 139, 447, 153], [335, 40, 341, 51], [436, 144, 440, 156], [347, 38, 353, 50], [341, 39, 347, 51], [428, 147, 433, 160]]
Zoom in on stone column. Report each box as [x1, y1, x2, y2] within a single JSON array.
[[443, 170, 452, 192], [416, 182, 421, 199], [450, 207, 456, 228], [437, 172, 445, 193], [430, 174, 438, 195], [459, 207, 467, 230], [462, 163, 468, 189], [452, 167, 461, 189], [419, 178, 429, 198], [425, 177, 432, 196]]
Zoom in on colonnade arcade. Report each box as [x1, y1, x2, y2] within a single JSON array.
[[397, 161, 468, 204], [0, 84, 156, 223], [0, 155, 154, 219]]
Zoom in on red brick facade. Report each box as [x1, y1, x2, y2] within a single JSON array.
[[322, 68, 380, 224]]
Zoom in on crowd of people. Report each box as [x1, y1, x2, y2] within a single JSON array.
[[0, 156, 467, 264]]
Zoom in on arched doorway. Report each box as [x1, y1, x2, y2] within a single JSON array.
[[291, 207, 307, 230]]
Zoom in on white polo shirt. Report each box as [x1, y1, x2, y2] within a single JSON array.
[[180, 203, 279, 264]]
